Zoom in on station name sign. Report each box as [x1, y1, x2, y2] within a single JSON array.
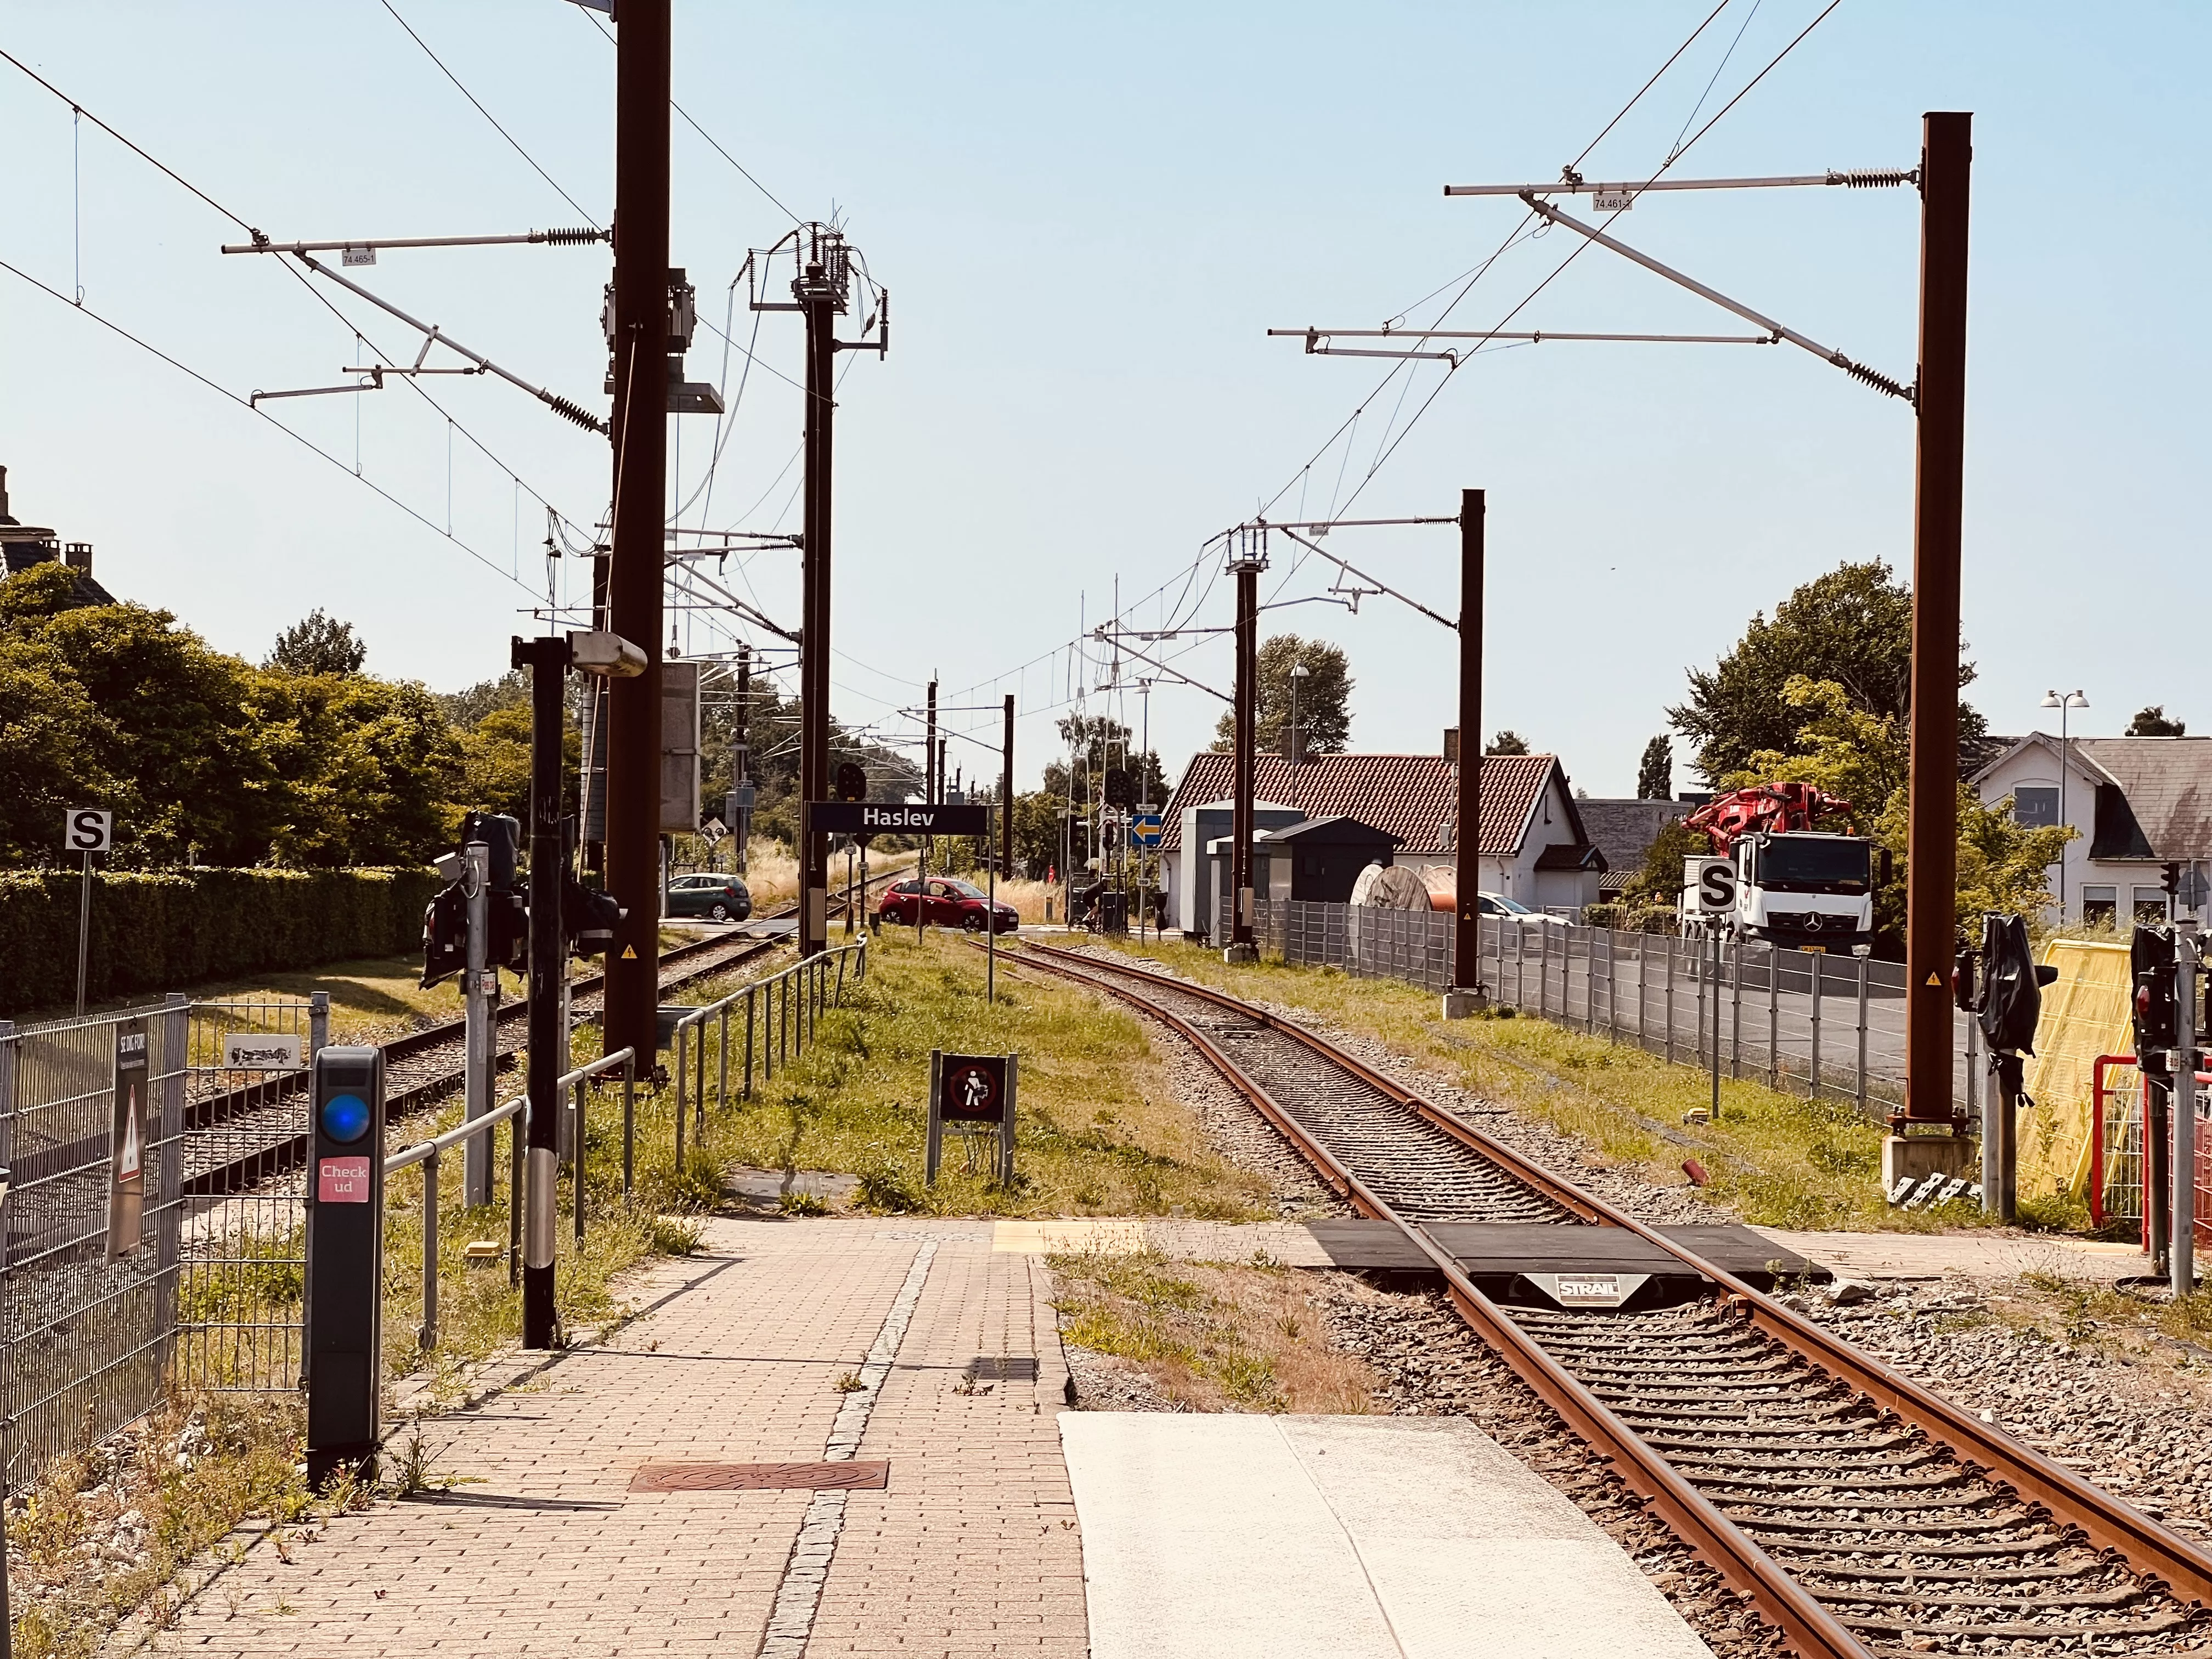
[[805, 800, 994, 837]]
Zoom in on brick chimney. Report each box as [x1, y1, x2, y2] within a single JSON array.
[[65, 541, 94, 575], [0, 464, 10, 523]]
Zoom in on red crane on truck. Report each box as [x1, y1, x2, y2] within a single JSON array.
[[1683, 782, 1882, 953]]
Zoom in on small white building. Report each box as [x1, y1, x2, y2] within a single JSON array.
[[1971, 733, 2212, 927], [1158, 747, 1604, 939]]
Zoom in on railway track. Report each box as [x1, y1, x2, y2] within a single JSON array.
[[185, 863, 908, 1198], [1008, 941, 2212, 1659]]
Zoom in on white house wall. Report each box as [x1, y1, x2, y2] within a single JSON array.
[[1974, 743, 2177, 927]]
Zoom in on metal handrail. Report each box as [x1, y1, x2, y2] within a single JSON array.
[[383, 1046, 637, 1350], [670, 939, 867, 1161], [383, 1091, 524, 1175]]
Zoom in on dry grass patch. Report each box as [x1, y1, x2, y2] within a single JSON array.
[[7, 1391, 316, 1659], [1088, 936, 2004, 1234], [1049, 1249, 1379, 1413]]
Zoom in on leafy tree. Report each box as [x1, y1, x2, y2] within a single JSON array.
[[0, 630, 114, 863], [1668, 560, 1983, 786], [257, 673, 464, 866], [1485, 730, 1530, 755], [1048, 714, 1166, 805], [1636, 735, 1673, 800], [267, 608, 367, 676], [1619, 817, 1709, 908], [1210, 635, 1352, 758], [1728, 675, 2069, 950], [2127, 704, 2186, 737], [0, 562, 470, 870], [439, 668, 526, 729]]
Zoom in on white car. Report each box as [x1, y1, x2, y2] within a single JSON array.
[[1476, 892, 1570, 926]]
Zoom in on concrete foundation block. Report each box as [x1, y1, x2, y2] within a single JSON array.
[[1441, 989, 1486, 1020], [1222, 943, 1259, 966], [1882, 1132, 1977, 1192]]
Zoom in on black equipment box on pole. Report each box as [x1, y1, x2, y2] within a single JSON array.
[[306, 1044, 386, 1488]]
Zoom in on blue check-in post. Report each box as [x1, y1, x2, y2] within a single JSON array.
[[305, 1045, 386, 1487]]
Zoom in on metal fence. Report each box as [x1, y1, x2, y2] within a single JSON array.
[[0, 945, 871, 1488], [1257, 899, 1983, 1120], [0, 993, 330, 1487]]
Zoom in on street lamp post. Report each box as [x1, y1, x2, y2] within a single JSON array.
[[2040, 689, 2089, 921], [1288, 662, 1309, 815]]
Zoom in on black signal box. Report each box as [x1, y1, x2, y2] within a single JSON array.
[[306, 1045, 386, 1487]]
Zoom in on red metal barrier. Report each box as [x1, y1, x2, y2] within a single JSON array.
[[2101, 1054, 2212, 1246]]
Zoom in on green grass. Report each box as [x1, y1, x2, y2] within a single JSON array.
[[676, 927, 1275, 1219], [1089, 935, 2005, 1234]]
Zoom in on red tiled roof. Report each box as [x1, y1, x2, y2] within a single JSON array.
[[1160, 751, 1563, 857]]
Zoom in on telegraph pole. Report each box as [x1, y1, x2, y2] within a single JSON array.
[[797, 235, 839, 959], [1001, 694, 1015, 876], [602, 0, 670, 1057], [1226, 539, 1261, 962], [1445, 488, 1485, 1015], [1900, 112, 1972, 1133]]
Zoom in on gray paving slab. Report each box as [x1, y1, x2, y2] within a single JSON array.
[[1060, 1412, 1713, 1659]]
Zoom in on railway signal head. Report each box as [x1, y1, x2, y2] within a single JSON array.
[[565, 877, 625, 957], [2131, 923, 2177, 1069], [836, 761, 868, 803]]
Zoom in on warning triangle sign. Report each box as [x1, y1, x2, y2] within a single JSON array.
[[1925, 973, 1942, 987], [620, 945, 637, 959], [119, 1109, 141, 1180]]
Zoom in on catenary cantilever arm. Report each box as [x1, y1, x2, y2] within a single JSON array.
[[295, 253, 609, 433], [1517, 194, 1914, 403], [1272, 526, 1457, 632], [1092, 634, 1232, 703]]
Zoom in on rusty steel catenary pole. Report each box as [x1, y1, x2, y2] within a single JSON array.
[[602, 0, 671, 1059], [1901, 112, 1972, 1129], [1001, 694, 1015, 876], [1449, 488, 1485, 1008], [797, 240, 838, 959], [1228, 545, 1260, 958]]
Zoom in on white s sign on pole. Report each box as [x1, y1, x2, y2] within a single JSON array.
[[66, 809, 114, 1016], [1695, 856, 1739, 917]]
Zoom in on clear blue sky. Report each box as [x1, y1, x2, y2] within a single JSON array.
[[3, 2, 2204, 797]]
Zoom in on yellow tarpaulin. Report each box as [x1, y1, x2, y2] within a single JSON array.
[[2016, 939, 2133, 1204]]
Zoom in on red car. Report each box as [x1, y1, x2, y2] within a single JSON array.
[[876, 877, 1019, 933]]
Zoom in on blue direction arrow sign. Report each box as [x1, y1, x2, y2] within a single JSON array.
[[1128, 813, 1163, 849]]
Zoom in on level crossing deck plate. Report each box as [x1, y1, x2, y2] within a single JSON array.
[[1296, 1220, 1828, 1296], [629, 1460, 890, 1492]]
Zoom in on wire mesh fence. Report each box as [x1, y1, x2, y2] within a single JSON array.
[[0, 995, 318, 1487], [1257, 899, 1983, 1120]]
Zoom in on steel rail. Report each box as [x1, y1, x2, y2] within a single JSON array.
[[1006, 942, 2212, 1650]]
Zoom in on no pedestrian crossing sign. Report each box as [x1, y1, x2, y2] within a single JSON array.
[[1129, 812, 1163, 849]]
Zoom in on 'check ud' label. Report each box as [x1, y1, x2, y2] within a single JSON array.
[[318, 1157, 372, 1203]]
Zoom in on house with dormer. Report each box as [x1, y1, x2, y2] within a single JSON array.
[[1972, 733, 2212, 927]]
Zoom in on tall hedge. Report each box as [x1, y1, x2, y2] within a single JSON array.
[[0, 867, 439, 1015]]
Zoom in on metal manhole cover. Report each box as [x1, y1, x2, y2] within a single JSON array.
[[630, 1461, 889, 1492], [969, 1356, 1039, 1381]]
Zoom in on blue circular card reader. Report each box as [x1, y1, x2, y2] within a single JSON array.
[[319, 1092, 372, 1145]]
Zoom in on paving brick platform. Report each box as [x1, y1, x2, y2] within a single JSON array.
[[138, 1219, 1085, 1659]]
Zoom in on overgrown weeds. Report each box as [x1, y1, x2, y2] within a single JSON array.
[[1048, 1249, 1376, 1413]]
